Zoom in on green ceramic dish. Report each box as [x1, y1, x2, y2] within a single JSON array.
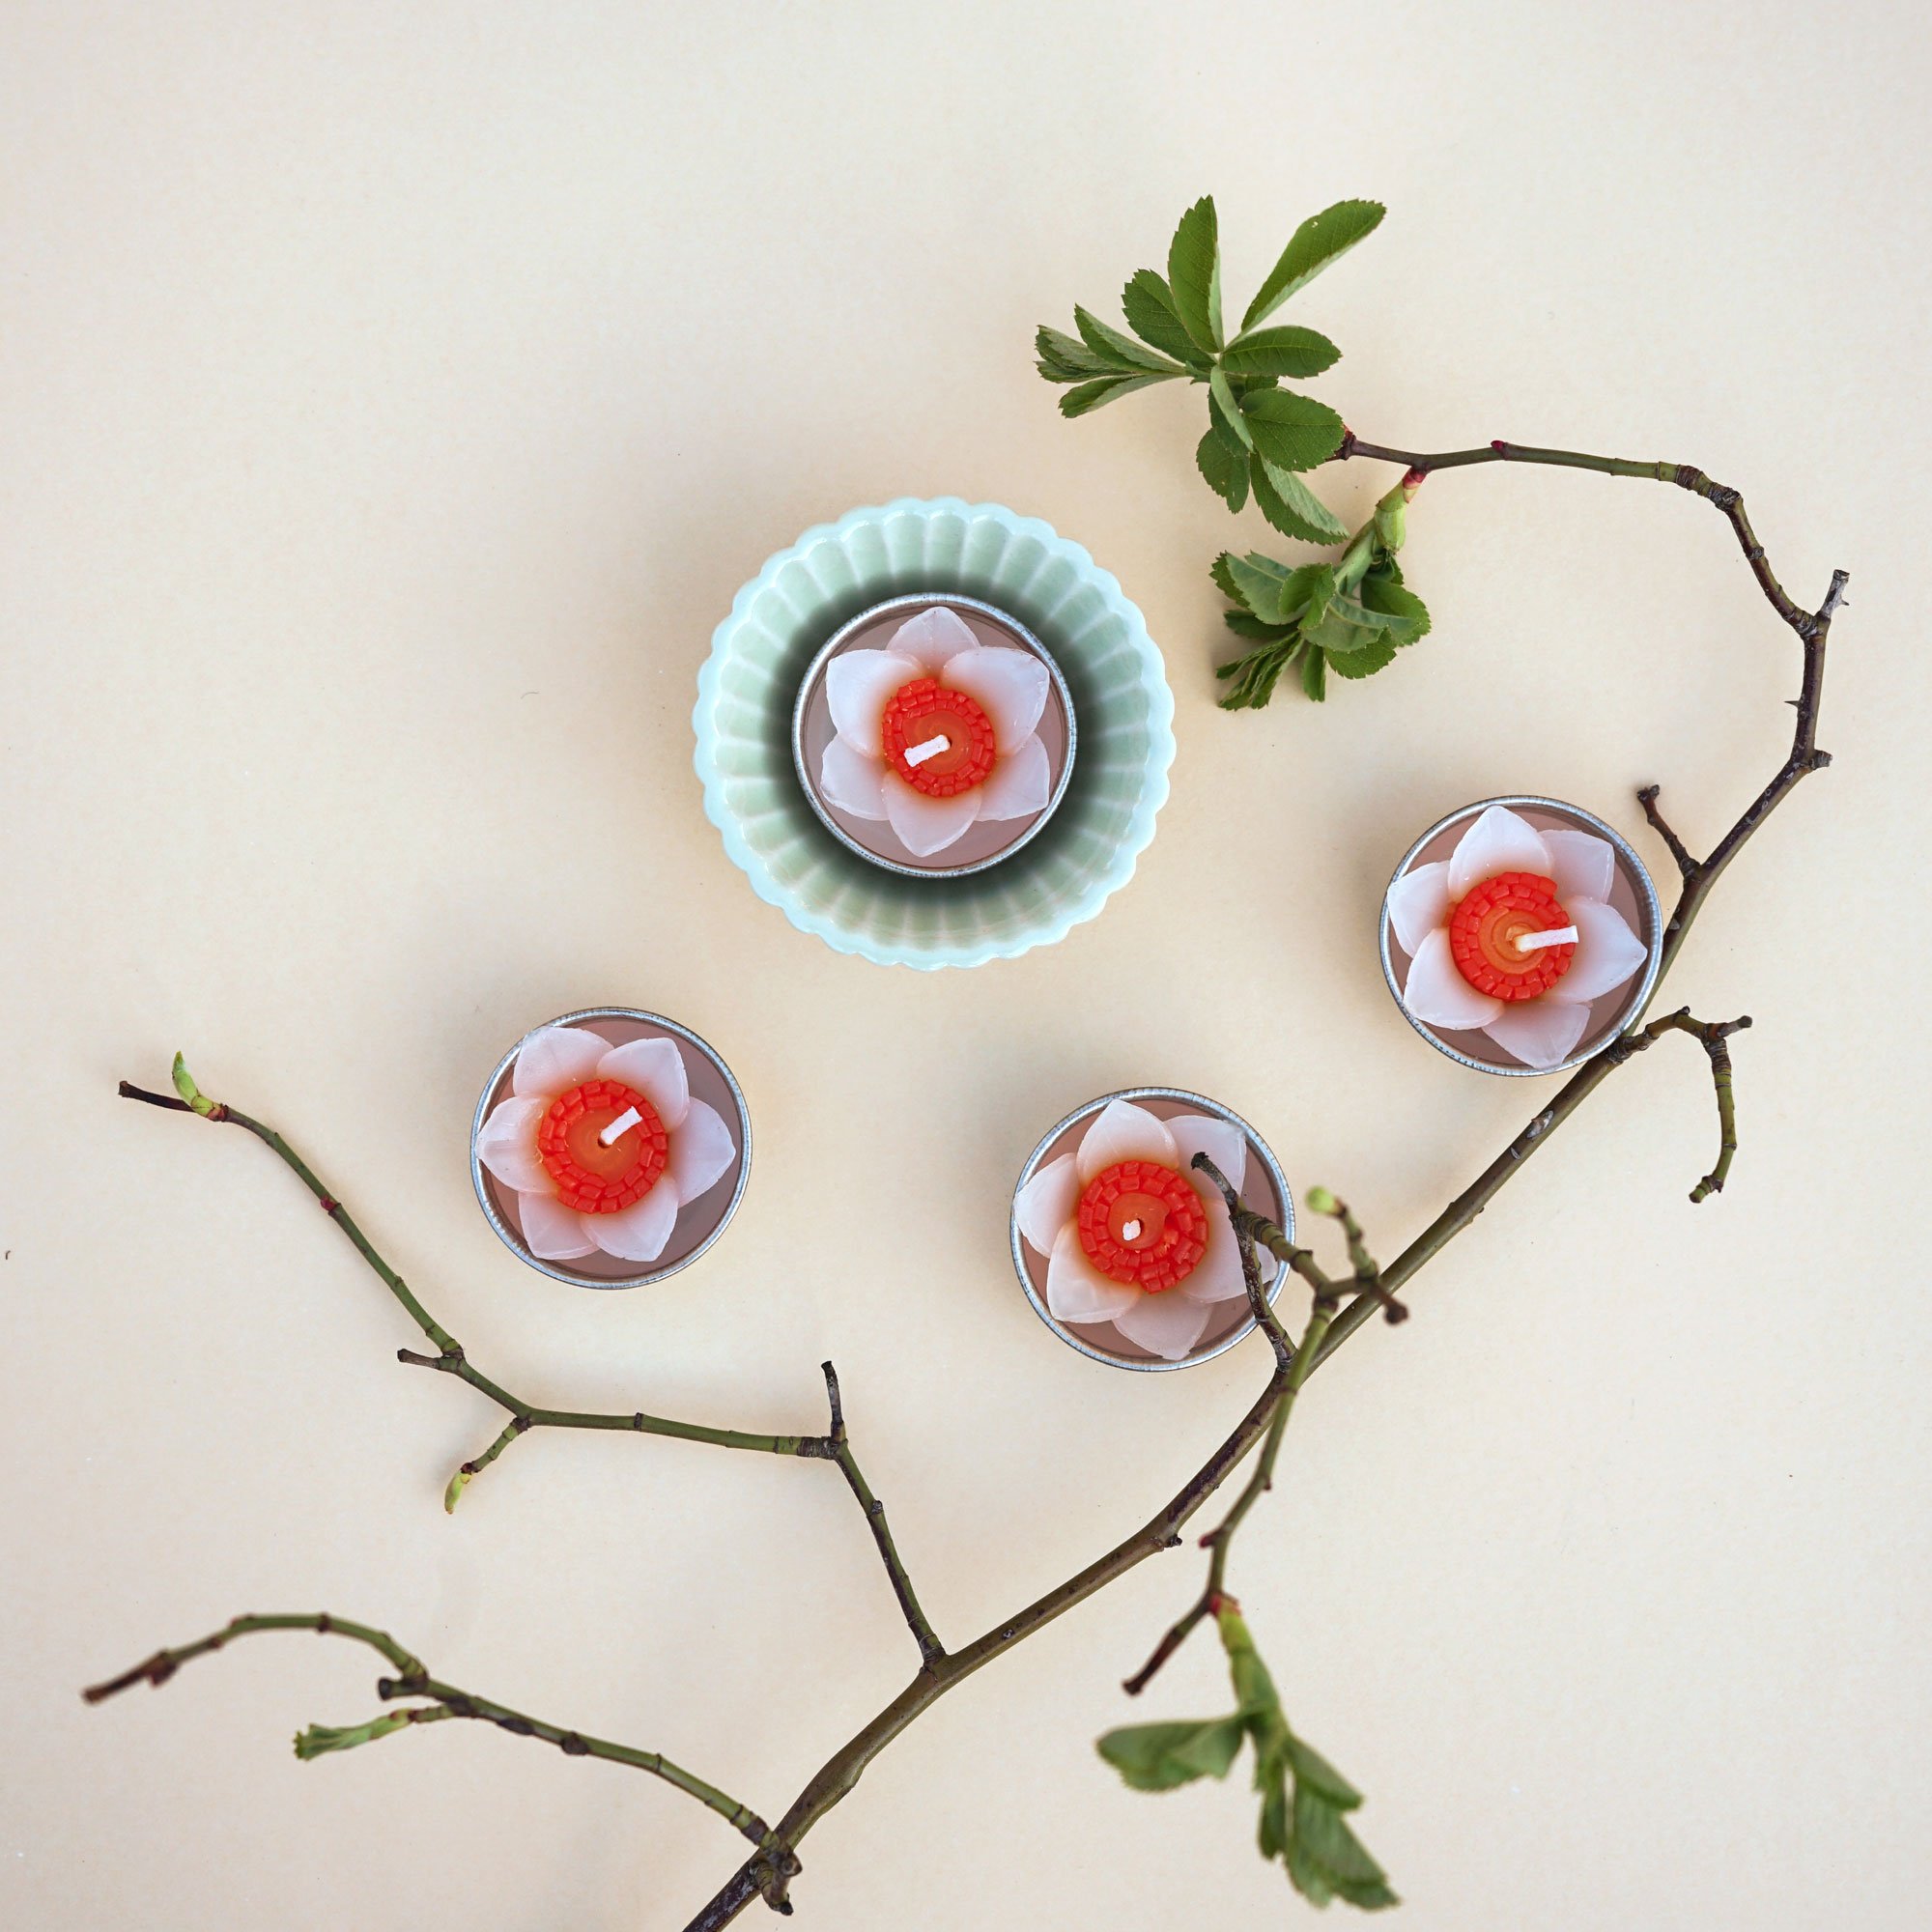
[[694, 498, 1174, 969]]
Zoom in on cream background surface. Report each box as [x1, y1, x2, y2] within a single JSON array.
[[4, 4, 1928, 1927]]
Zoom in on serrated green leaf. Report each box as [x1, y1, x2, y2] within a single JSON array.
[[1209, 551, 1244, 608], [1282, 1734, 1364, 1809], [1241, 388, 1346, 473], [1075, 305, 1186, 376], [1167, 196, 1221, 352], [1035, 326, 1116, 382], [1252, 459, 1350, 543], [1220, 324, 1341, 379], [1321, 634, 1400, 678], [1222, 552, 1306, 623], [1300, 646, 1328, 701], [1208, 366, 1254, 453], [1122, 270, 1208, 365], [1096, 1717, 1247, 1792], [1242, 199, 1386, 331], [1223, 608, 1290, 642], [1286, 1836, 1337, 1906], [1058, 373, 1168, 418], [1196, 431, 1249, 512], [1358, 570, 1430, 640], [1293, 1784, 1395, 1899]]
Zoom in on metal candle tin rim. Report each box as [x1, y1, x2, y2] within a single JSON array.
[[1009, 1086, 1293, 1373], [1378, 795, 1665, 1078], [789, 591, 1079, 880], [469, 1006, 753, 1291]]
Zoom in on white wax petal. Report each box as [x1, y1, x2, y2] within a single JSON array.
[[1045, 1224, 1138, 1322], [825, 649, 921, 757], [1166, 1112, 1247, 1198], [1483, 998, 1591, 1070], [1386, 860, 1454, 956], [819, 736, 887, 819], [1014, 1152, 1080, 1255], [1546, 897, 1650, 1005], [942, 646, 1049, 753], [512, 1024, 608, 1100], [517, 1189, 599, 1261], [887, 605, 980, 672], [667, 1098, 735, 1203], [1447, 805, 1554, 897], [586, 1181, 680, 1264], [1401, 928, 1506, 1031], [596, 1037, 691, 1130], [1541, 827, 1617, 904], [881, 771, 979, 856], [476, 1095, 550, 1192], [975, 733, 1051, 822], [1075, 1099, 1179, 1185], [1112, 1289, 1213, 1360]]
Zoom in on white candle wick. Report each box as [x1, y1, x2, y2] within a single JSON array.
[[903, 734, 950, 768], [1121, 1218, 1143, 1241], [1517, 925, 1579, 952], [599, 1105, 643, 1148]]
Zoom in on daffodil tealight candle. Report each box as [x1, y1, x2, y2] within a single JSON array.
[[792, 594, 1075, 876], [470, 1008, 751, 1288], [1380, 797, 1663, 1075], [1010, 1089, 1293, 1370]]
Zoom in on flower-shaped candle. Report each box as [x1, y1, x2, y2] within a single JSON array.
[[1010, 1090, 1292, 1369], [470, 1009, 751, 1287], [792, 595, 1075, 876], [1381, 799, 1662, 1073]]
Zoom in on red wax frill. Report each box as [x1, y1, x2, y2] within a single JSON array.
[[879, 677, 997, 797], [1075, 1159, 1208, 1292], [537, 1079, 668, 1213], [1448, 871, 1576, 1001]]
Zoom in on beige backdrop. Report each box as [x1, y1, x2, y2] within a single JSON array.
[[5, 4, 1929, 1927]]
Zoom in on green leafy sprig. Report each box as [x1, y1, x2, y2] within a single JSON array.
[[1097, 1602, 1396, 1912], [1036, 196, 1383, 544], [1215, 472, 1431, 705]]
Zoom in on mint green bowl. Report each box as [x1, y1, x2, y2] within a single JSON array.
[[694, 498, 1175, 969]]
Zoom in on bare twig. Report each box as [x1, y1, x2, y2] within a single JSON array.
[[1605, 1008, 1753, 1201]]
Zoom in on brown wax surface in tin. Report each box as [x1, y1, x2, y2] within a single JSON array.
[[1386, 807, 1653, 1069], [479, 1016, 745, 1283], [1016, 1097, 1288, 1365], [798, 601, 1071, 871]]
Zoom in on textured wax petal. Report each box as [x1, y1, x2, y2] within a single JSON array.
[[586, 1181, 680, 1264], [1014, 1152, 1080, 1255], [1386, 860, 1455, 956], [825, 649, 922, 757], [1401, 928, 1506, 1030], [476, 1095, 550, 1192], [1112, 1289, 1213, 1360], [1446, 805, 1554, 897], [1045, 1224, 1138, 1322], [1075, 1098, 1179, 1185], [1165, 1112, 1248, 1198], [667, 1098, 735, 1202], [517, 1189, 598, 1261], [513, 1024, 610, 1100], [975, 734, 1051, 821], [1540, 827, 1617, 904], [942, 646, 1049, 753], [882, 770, 980, 856], [1547, 897, 1650, 1005], [596, 1037, 691, 1129], [1178, 1205, 1248, 1304], [819, 736, 887, 818], [1483, 998, 1591, 1070], [887, 605, 980, 673]]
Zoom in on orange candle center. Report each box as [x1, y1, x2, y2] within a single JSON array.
[[879, 677, 997, 797], [1076, 1159, 1208, 1292], [537, 1078, 668, 1213], [1448, 871, 1576, 1000]]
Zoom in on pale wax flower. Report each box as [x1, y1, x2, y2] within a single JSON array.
[[1388, 804, 1648, 1070], [1014, 1098, 1258, 1361], [818, 606, 1052, 857], [476, 1024, 736, 1265]]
